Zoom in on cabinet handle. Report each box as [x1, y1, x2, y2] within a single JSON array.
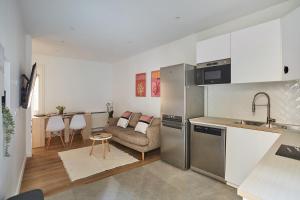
[[284, 66, 289, 74], [206, 62, 218, 66]]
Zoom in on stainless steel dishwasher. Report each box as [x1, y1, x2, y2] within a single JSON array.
[[190, 124, 226, 182]]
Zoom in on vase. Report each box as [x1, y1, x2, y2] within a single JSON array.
[[108, 111, 113, 118]]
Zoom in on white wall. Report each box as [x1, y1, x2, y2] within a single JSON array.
[[25, 35, 33, 157], [112, 1, 300, 122], [112, 34, 197, 117], [0, 0, 29, 198], [32, 54, 113, 113]]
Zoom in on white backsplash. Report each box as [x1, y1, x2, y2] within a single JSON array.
[[205, 81, 300, 125]]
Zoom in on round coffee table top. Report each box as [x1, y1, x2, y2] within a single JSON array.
[[89, 132, 112, 140]]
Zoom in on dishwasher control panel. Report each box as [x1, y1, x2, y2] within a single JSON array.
[[194, 125, 223, 136]]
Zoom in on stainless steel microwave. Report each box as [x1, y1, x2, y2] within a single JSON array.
[[195, 58, 231, 85]]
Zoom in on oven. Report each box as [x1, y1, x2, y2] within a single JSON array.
[[195, 58, 231, 85]]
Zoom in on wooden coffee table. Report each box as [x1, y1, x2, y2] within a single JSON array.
[[89, 132, 112, 159]]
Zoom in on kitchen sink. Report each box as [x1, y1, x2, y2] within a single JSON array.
[[268, 123, 300, 131], [234, 120, 266, 127], [234, 120, 300, 131]]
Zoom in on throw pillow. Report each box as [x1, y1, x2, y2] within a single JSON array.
[[117, 111, 133, 128], [128, 112, 142, 127], [135, 115, 154, 134]]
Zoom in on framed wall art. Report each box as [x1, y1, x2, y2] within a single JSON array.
[[135, 73, 146, 97], [151, 70, 160, 97]]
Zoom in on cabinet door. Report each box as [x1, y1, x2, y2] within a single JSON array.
[[32, 117, 46, 148], [282, 7, 300, 81], [225, 127, 279, 187], [231, 19, 282, 83], [196, 34, 230, 64]]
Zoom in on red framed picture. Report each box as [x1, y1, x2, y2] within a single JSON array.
[[151, 70, 160, 97], [136, 73, 146, 97]]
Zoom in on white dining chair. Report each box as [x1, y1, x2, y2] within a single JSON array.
[[46, 115, 65, 149], [69, 114, 86, 146]]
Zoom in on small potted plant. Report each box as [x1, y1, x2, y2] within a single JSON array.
[[2, 106, 15, 157], [56, 105, 66, 115], [106, 102, 113, 118]]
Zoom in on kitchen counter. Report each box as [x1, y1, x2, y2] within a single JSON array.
[[189, 117, 285, 134], [190, 117, 300, 200], [238, 130, 300, 200]]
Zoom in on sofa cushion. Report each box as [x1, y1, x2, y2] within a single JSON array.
[[135, 115, 154, 134], [117, 118, 129, 128], [150, 118, 160, 127], [117, 131, 149, 146], [117, 111, 133, 128], [105, 126, 134, 138], [128, 112, 142, 127]]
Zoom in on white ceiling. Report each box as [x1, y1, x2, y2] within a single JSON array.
[[19, 0, 286, 62]]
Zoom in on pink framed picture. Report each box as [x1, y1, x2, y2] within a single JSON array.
[[136, 73, 146, 97], [151, 70, 160, 97]]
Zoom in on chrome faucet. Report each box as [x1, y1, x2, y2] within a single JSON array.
[[252, 92, 276, 128]]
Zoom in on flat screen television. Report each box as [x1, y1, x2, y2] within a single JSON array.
[[20, 63, 37, 109]]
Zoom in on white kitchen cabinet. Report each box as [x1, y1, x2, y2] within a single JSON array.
[[225, 127, 280, 187], [231, 19, 283, 83], [196, 34, 230, 64], [281, 7, 300, 81]]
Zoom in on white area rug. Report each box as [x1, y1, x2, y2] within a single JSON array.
[[58, 145, 139, 181]]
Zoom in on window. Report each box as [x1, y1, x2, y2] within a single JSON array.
[[32, 74, 39, 115], [31, 64, 45, 115]]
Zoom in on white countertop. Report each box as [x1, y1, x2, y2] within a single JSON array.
[[238, 130, 300, 200], [189, 117, 285, 134]]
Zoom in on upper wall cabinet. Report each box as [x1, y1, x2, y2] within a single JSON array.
[[281, 7, 300, 81], [231, 19, 283, 84], [196, 34, 230, 64]]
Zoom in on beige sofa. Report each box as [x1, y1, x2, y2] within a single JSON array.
[[105, 113, 160, 160]]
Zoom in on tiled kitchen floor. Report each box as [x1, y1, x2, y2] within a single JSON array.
[[46, 160, 241, 200]]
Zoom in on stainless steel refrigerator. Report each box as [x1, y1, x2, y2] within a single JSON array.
[[160, 63, 204, 170]]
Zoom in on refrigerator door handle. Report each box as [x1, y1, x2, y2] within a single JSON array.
[[161, 121, 183, 130]]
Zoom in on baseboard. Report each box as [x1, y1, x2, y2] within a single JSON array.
[[226, 181, 238, 189], [15, 156, 27, 194]]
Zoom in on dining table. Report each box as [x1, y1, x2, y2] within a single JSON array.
[[32, 112, 92, 148]]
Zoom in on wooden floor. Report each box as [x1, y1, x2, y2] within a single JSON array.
[[20, 136, 160, 197]]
